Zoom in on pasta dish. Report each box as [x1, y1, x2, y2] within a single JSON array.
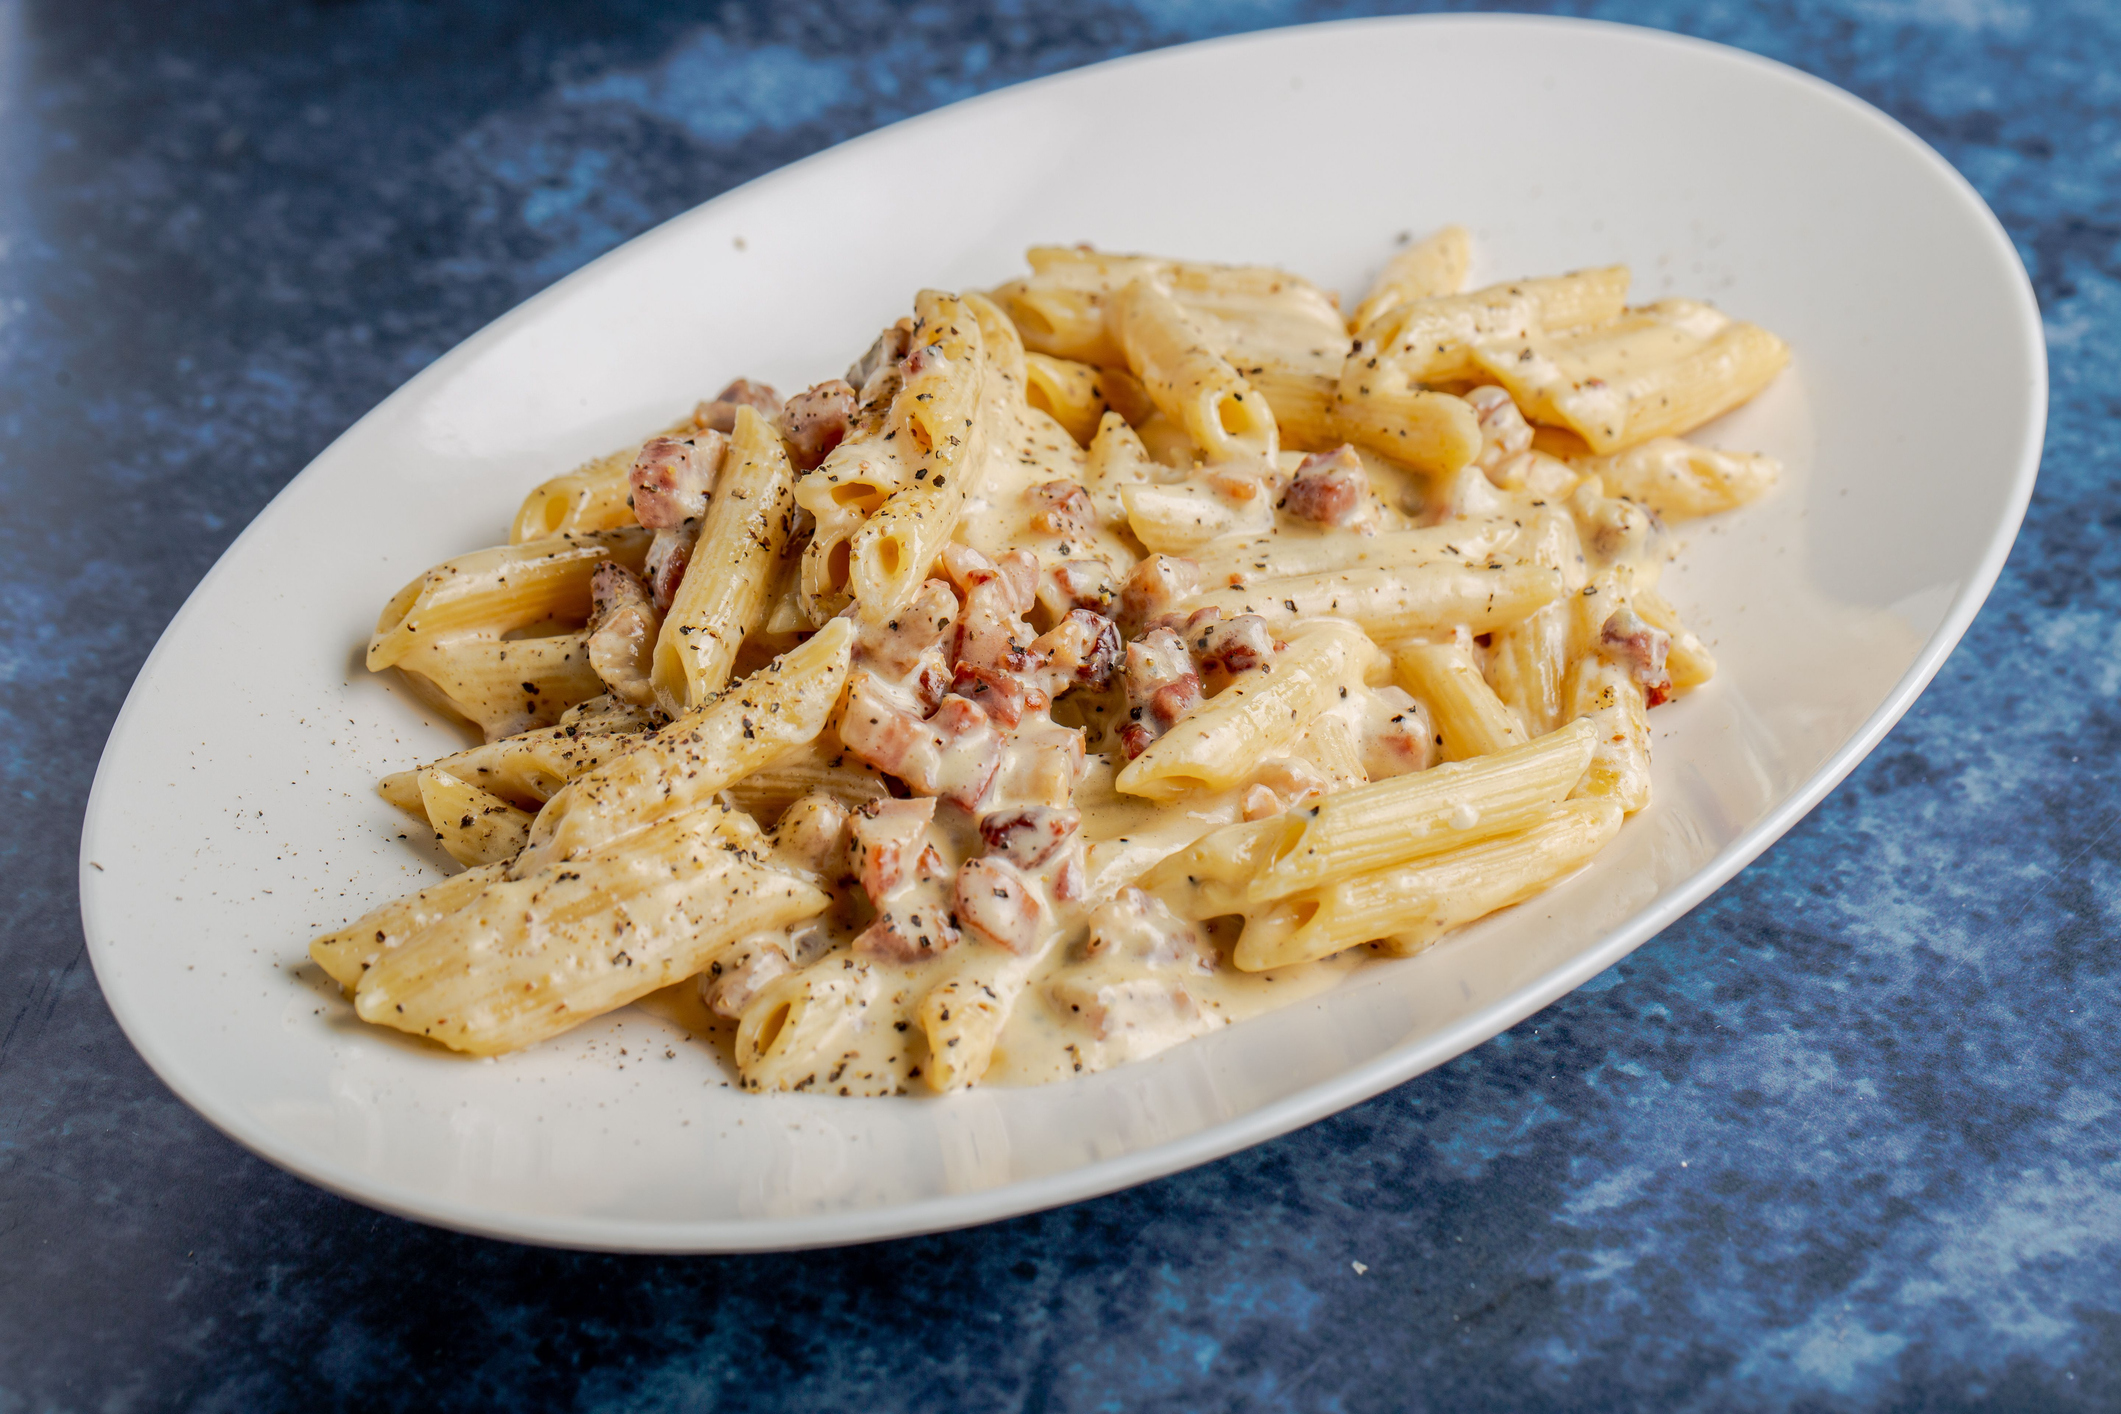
[[310, 228, 1786, 1095]]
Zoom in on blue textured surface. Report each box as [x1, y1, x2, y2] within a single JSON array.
[[2, 1, 2114, 1408]]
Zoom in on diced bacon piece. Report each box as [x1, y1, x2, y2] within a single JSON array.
[[1599, 607, 1673, 703], [1117, 628, 1203, 759], [1358, 685, 1434, 778], [978, 806, 1081, 869], [854, 905, 961, 963], [986, 717, 1087, 810], [629, 431, 727, 531], [1028, 480, 1096, 539], [776, 379, 857, 472], [954, 856, 1042, 954], [643, 531, 692, 616], [1122, 629, 1197, 707], [1191, 613, 1275, 678], [925, 697, 1006, 808], [1148, 677, 1205, 728], [949, 662, 1040, 728], [695, 378, 784, 434], [584, 561, 660, 708], [838, 675, 1005, 808], [1053, 853, 1086, 902], [1048, 560, 1115, 614], [1031, 610, 1121, 696], [1083, 888, 1215, 972], [940, 547, 1045, 725], [847, 318, 917, 394], [1282, 445, 1371, 528], [1117, 554, 1201, 632], [851, 578, 960, 686], [847, 797, 939, 904], [942, 544, 1040, 613]]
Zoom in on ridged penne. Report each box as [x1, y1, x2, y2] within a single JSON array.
[[1392, 632, 1530, 762], [1023, 352, 1110, 446], [1108, 278, 1279, 464], [1117, 622, 1377, 801], [1469, 299, 1790, 453], [310, 863, 508, 990], [514, 618, 855, 873], [846, 292, 990, 618], [1234, 797, 1623, 970], [1179, 557, 1566, 643], [355, 810, 829, 1056], [651, 405, 802, 713], [1350, 225, 1472, 335]]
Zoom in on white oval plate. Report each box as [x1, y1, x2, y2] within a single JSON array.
[[80, 15, 2043, 1251]]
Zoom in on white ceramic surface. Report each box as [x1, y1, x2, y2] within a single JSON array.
[[79, 16, 2044, 1251]]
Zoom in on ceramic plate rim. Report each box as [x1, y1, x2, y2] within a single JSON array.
[[79, 13, 2046, 1251]]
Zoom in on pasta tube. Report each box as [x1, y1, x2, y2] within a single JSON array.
[[1351, 267, 1629, 387], [417, 767, 533, 867], [1023, 352, 1109, 446], [1108, 278, 1279, 464], [650, 405, 801, 713], [1151, 716, 1596, 909], [1569, 436, 1780, 520], [367, 528, 651, 669], [1391, 633, 1530, 762], [1470, 300, 1790, 454], [847, 292, 988, 618], [1485, 598, 1572, 737], [377, 704, 649, 815], [1116, 621, 1377, 801], [1349, 225, 1472, 335], [391, 632, 607, 741], [354, 810, 829, 1056], [1330, 377, 1483, 474], [1191, 516, 1519, 589], [514, 617, 855, 873], [309, 863, 507, 991], [1178, 557, 1566, 642], [722, 741, 891, 824], [1234, 798, 1623, 970]]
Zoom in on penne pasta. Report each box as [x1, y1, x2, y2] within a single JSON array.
[[845, 292, 990, 619], [310, 862, 508, 991], [356, 809, 829, 1056], [1392, 632, 1530, 762], [1108, 278, 1280, 464], [650, 405, 802, 713], [1350, 224, 1472, 335], [1023, 351, 1110, 446], [1117, 622, 1377, 801], [1235, 798, 1623, 970], [1179, 557, 1567, 643], [1569, 436, 1780, 519], [514, 618, 855, 873], [1470, 299, 1790, 453], [417, 767, 534, 867]]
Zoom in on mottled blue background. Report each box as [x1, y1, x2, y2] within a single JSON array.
[[2, 0, 2114, 1408]]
